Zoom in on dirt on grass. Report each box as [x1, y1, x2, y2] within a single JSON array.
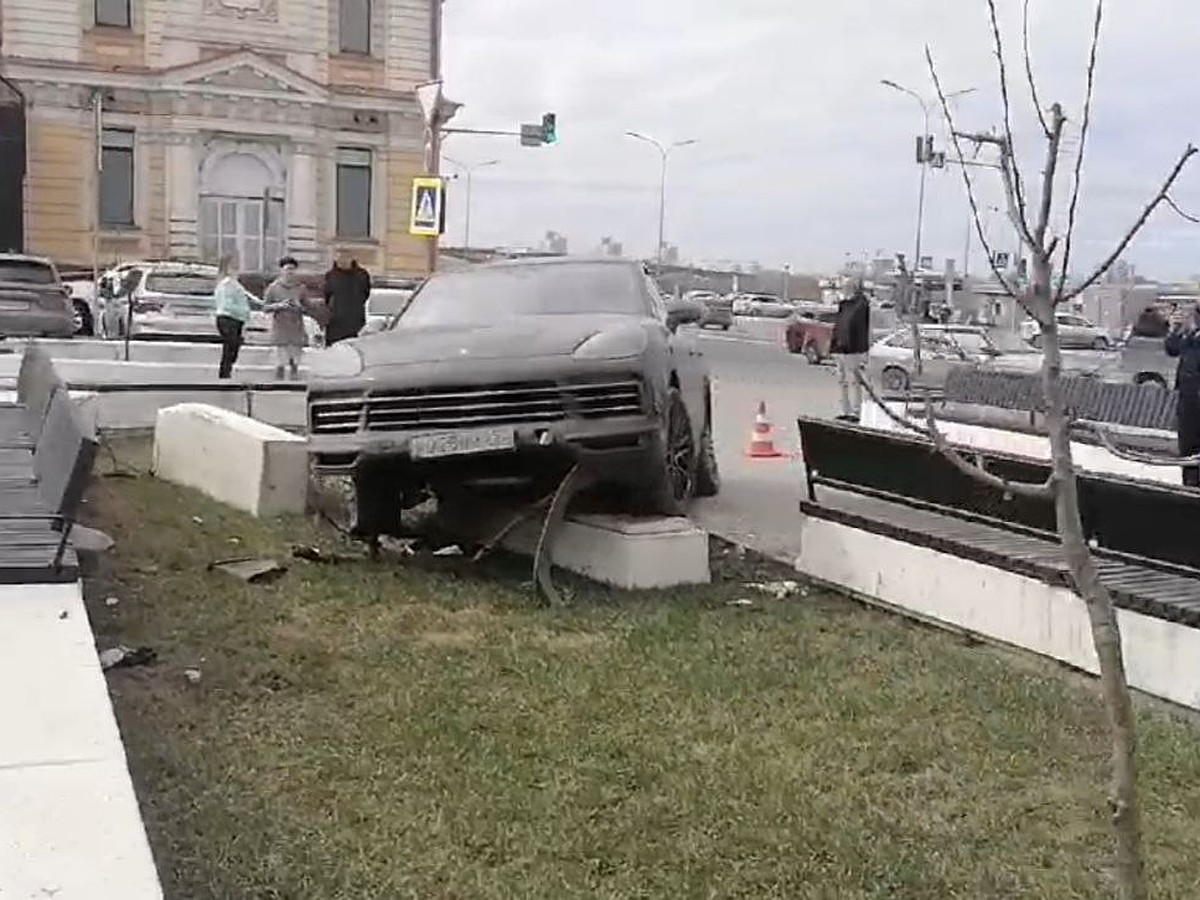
[[82, 458, 1200, 899]]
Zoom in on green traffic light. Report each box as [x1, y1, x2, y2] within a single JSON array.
[[542, 113, 557, 144]]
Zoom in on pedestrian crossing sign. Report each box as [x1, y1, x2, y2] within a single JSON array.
[[409, 176, 445, 237]]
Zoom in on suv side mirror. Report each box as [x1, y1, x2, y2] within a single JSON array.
[[666, 298, 702, 332]]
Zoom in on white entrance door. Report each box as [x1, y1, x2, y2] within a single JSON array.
[[198, 195, 284, 273]]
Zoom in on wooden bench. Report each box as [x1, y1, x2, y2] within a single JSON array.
[[0, 345, 98, 584], [797, 416, 1200, 628]]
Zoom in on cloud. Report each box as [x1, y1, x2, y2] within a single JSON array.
[[441, 0, 1200, 279]]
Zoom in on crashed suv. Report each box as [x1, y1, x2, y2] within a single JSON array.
[[306, 257, 720, 536]]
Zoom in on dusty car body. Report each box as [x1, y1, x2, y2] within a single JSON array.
[[1020, 311, 1113, 350], [0, 254, 76, 338], [307, 257, 720, 529]]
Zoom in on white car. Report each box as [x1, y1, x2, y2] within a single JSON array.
[[1020, 312, 1113, 350], [100, 261, 272, 344], [868, 324, 1044, 393]]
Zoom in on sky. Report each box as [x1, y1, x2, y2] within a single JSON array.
[[440, 0, 1200, 280]]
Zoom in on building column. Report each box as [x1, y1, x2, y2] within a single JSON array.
[[287, 144, 320, 269], [165, 136, 198, 259]]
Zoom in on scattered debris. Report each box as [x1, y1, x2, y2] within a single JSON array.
[[228, 537, 241, 546], [292, 544, 360, 565], [58, 610, 68, 620], [183, 668, 202, 684], [432, 544, 464, 557], [534, 465, 597, 606], [70, 524, 115, 554], [379, 536, 417, 557], [745, 580, 804, 600], [208, 557, 287, 583], [726, 598, 755, 608], [191, 516, 204, 525], [104, 596, 120, 607], [99, 645, 157, 671]]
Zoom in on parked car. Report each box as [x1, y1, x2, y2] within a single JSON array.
[[307, 257, 720, 521], [785, 307, 839, 363], [359, 286, 416, 335], [99, 261, 272, 343], [692, 292, 732, 330], [1020, 312, 1113, 350], [868, 324, 1045, 392], [0, 254, 76, 339]]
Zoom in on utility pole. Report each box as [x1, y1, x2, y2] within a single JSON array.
[[881, 80, 977, 277], [444, 157, 499, 250], [625, 132, 696, 264]]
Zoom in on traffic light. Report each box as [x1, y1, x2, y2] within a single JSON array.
[[542, 112, 557, 144]]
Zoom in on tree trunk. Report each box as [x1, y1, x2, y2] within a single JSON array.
[[1035, 263, 1147, 899]]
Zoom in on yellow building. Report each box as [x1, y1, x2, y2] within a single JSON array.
[[0, 0, 442, 275]]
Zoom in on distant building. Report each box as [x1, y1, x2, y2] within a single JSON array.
[[0, 0, 441, 273], [598, 236, 623, 257], [661, 243, 680, 265]]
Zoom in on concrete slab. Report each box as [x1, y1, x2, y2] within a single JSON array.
[[797, 514, 1200, 713], [0, 582, 161, 899], [153, 403, 309, 516], [499, 511, 710, 590]]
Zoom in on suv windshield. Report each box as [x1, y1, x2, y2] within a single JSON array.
[[146, 273, 217, 296], [0, 259, 56, 285], [399, 263, 648, 328]]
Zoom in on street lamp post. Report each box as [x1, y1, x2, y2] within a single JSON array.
[[444, 156, 499, 250], [880, 79, 976, 274], [625, 132, 696, 264]]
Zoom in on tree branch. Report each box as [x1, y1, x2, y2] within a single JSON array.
[[1022, 0, 1052, 138], [1077, 421, 1200, 467], [1165, 194, 1200, 224], [926, 48, 1023, 304], [1063, 144, 1198, 302], [856, 371, 1056, 501], [986, 0, 1033, 231], [1034, 104, 1067, 248], [1055, 0, 1103, 302]]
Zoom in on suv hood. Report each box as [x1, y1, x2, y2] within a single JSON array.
[[355, 315, 652, 367]]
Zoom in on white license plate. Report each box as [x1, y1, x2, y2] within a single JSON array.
[[409, 427, 515, 460]]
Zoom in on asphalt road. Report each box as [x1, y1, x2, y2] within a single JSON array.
[[689, 322, 838, 563]]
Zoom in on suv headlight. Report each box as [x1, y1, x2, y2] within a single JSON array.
[[574, 327, 649, 360], [309, 343, 364, 379]]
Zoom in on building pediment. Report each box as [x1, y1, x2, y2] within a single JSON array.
[[163, 50, 327, 100]]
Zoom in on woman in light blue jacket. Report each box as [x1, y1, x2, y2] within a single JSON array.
[[213, 255, 256, 379]]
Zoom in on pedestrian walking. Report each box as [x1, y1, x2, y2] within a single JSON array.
[[214, 255, 256, 379], [263, 255, 308, 380], [1165, 302, 1200, 487], [831, 279, 871, 422], [322, 249, 371, 345]]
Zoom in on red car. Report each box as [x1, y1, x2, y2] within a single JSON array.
[[785, 308, 838, 363]]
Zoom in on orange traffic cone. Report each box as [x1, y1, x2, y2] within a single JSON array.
[[746, 400, 788, 459]]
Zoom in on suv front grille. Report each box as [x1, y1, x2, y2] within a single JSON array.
[[308, 378, 644, 435]]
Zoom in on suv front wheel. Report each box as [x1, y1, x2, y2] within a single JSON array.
[[644, 388, 697, 516]]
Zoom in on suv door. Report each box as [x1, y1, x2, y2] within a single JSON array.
[[646, 273, 706, 440]]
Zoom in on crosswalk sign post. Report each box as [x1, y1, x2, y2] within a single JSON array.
[[409, 176, 445, 237]]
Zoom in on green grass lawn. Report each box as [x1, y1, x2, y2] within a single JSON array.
[[84, 465, 1200, 899]]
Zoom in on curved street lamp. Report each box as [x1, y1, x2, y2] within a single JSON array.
[[625, 132, 697, 264], [880, 79, 976, 270], [444, 156, 500, 250]]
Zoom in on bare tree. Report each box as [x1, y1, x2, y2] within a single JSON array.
[[905, 2, 1196, 896]]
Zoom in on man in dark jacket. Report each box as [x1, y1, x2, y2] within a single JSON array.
[[1165, 302, 1200, 487], [831, 280, 871, 421], [322, 249, 372, 344]]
